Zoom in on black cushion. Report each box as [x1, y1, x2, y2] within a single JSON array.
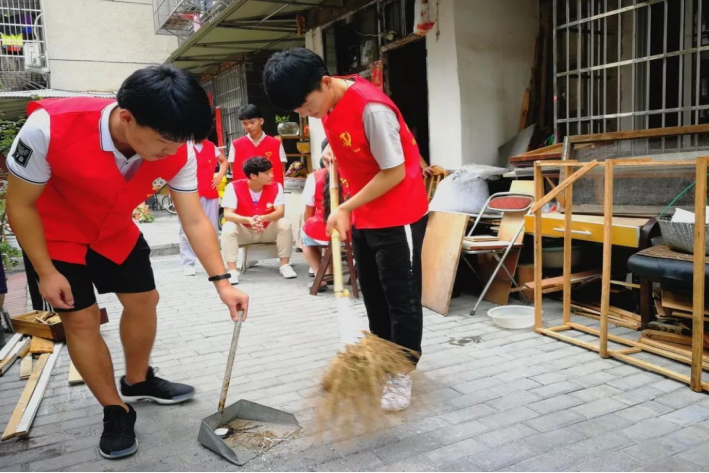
[[628, 253, 709, 293]]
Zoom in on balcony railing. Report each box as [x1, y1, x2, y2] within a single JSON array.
[[152, 0, 233, 38], [0, 0, 48, 91]]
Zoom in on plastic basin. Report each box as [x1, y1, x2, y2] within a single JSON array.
[[487, 306, 535, 329]]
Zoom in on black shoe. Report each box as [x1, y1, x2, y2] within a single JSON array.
[[99, 404, 138, 459], [120, 367, 195, 404]]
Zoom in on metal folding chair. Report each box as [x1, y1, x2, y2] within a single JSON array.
[[461, 192, 535, 315]]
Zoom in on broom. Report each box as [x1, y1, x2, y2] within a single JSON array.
[[318, 161, 416, 433]]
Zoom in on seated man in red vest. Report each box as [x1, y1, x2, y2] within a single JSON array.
[[228, 104, 287, 186], [264, 48, 428, 412], [6, 65, 249, 460], [179, 139, 228, 276], [221, 157, 296, 283]]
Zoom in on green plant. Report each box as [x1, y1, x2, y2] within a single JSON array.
[[275, 114, 293, 124], [134, 206, 155, 223], [0, 118, 26, 157], [0, 170, 22, 269]]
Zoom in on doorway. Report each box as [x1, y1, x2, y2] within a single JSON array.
[[385, 38, 430, 164]]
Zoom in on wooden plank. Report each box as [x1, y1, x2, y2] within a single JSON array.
[[421, 212, 469, 316], [68, 361, 83, 386], [534, 164, 544, 331], [0, 338, 29, 376], [0, 334, 22, 360], [519, 88, 530, 131], [662, 290, 709, 315], [692, 156, 708, 391], [563, 164, 573, 325], [19, 355, 32, 381], [2, 354, 49, 441], [15, 344, 63, 437], [599, 161, 614, 358], [530, 161, 599, 213], [611, 280, 641, 289], [29, 337, 54, 354], [524, 269, 601, 290], [573, 311, 640, 330], [509, 143, 563, 163], [644, 330, 695, 347], [568, 124, 709, 144], [612, 352, 692, 385], [639, 336, 709, 363]]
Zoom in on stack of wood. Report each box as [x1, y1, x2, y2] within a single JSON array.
[[0, 330, 64, 441], [571, 301, 642, 330]]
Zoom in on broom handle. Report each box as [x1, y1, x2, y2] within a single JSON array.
[[218, 314, 243, 412], [329, 161, 346, 298]]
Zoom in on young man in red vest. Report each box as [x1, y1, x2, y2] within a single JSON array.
[[228, 104, 287, 186], [264, 49, 429, 412], [6, 65, 249, 459], [221, 157, 296, 283], [179, 139, 228, 276]]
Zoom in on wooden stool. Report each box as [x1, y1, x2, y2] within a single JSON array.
[[310, 241, 359, 298]]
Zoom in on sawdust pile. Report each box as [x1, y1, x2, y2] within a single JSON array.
[[317, 332, 416, 434]]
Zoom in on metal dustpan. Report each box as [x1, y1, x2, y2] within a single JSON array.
[[198, 316, 300, 466]]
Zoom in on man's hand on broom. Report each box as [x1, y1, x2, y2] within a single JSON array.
[[217, 284, 249, 321], [326, 207, 351, 240]]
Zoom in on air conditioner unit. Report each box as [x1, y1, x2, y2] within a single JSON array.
[[24, 41, 47, 73]]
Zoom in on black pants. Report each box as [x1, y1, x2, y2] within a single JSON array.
[[351, 214, 428, 365]]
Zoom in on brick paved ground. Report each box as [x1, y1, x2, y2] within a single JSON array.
[[1, 218, 709, 471]]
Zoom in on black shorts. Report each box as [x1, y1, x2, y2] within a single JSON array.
[[25, 234, 156, 313]]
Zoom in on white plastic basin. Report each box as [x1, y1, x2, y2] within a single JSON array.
[[487, 306, 535, 329]]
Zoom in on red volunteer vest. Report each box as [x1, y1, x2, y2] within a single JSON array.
[[20, 98, 188, 265], [302, 168, 328, 242], [231, 135, 284, 186], [232, 179, 279, 229], [195, 140, 219, 199], [322, 76, 428, 229]]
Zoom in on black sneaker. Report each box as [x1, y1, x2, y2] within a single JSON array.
[[99, 404, 138, 459], [120, 367, 195, 404]]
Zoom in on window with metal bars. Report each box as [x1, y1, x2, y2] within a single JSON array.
[[0, 0, 47, 91], [554, 0, 709, 140]]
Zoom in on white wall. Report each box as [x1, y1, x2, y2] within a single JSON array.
[[43, 0, 178, 91], [425, 0, 463, 171], [305, 27, 326, 169], [454, 0, 538, 167]]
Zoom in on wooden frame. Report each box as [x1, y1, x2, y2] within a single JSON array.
[[534, 158, 709, 392]]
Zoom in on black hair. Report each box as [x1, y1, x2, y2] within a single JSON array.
[[116, 64, 212, 142], [243, 156, 273, 179], [238, 104, 263, 121], [321, 138, 328, 152], [263, 48, 330, 111]]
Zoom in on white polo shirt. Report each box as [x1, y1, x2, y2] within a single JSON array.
[[7, 102, 198, 192]]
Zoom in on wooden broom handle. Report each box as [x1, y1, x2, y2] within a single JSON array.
[[329, 162, 346, 297]]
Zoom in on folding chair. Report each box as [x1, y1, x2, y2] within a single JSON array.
[[461, 192, 534, 315]]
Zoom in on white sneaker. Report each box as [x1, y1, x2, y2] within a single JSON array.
[[279, 264, 297, 279], [182, 267, 196, 276], [308, 267, 315, 277], [381, 374, 412, 411], [229, 269, 239, 285]]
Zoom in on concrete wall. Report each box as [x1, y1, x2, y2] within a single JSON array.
[[43, 0, 178, 91], [453, 0, 538, 167]]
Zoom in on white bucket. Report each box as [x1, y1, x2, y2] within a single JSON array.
[[487, 306, 535, 329]]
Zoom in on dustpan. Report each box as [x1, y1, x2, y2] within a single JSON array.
[[198, 315, 300, 465]]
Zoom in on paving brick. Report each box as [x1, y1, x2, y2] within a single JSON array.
[[660, 405, 709, 426], [567, 413, 635, 437], [655, 390, 709, 409], [317, 451, 384, 472], [422, 438, 489, 468], [528, 380, 583, 399], [478, 406, 540, 429], [622, 435, 692, 462], [571, 398, 627, 418], [616, 401, 675, 422], [678, 443, 709, 468], [468, 442, 538, 471], [474, 424, 539, 449], [573, 371, 618, 388], [439, 404, 497, 425], [665, 424, 709, 446], [613, 386, 664, 406], [572, 452, 644, 472], [429, 420, 490, 445], [434, 458, 483, 472], [484, 391, 542, 411], [520, 427, 589, 453], [569, 384, 624, 403], [447, 388, 503, 409], [503, 446, 587, 472], [635, 457, 703, 472], [28, 447, 99, 472], [374, 456, 436, 472], [621, 418, 682, 441], [528, 394, 584, 415], [569, 431, 634, 456], [524, 410, 586, 433], [372, 434, 442, 464]]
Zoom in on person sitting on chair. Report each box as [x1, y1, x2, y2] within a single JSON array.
[[221, 157, 296, 283], [301, 156, 347, 292]]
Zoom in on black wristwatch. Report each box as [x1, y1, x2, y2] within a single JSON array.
[[208, 273, 231, 282]]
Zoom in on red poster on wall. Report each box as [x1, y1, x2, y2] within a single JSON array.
[[371, 60, 384, 90]]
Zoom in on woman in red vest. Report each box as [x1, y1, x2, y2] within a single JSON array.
[[179, 139, 228, 276], [6, 65, 249, 459], [264, 49, 429, 412], [228, 104, 287, 186]]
